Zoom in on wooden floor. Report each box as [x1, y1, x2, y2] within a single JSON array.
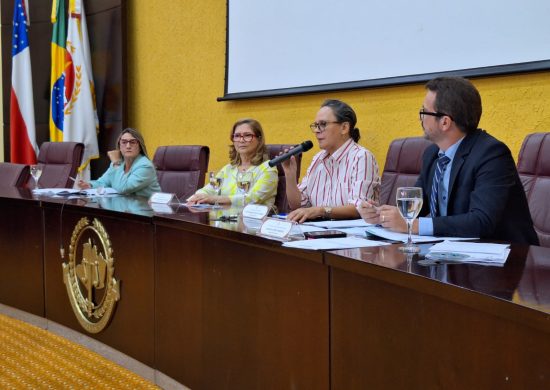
[[0, 313, 159, 389]]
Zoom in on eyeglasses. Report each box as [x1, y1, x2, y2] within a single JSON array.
[[232, 133, 257, 142], [120, 139, 139, 146], [309, 121, 340, 132], [419, 109, 454, 122]]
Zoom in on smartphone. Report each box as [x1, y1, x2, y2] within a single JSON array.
[[304, 230, 347, 239]]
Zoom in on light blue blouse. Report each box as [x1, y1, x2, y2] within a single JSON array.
[[90, 154, 161, 198]]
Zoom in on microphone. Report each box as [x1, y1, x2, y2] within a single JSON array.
[[268, 140, 313, 167]]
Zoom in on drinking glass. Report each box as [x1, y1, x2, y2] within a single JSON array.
[[236, 171, 253, 204], [396, 187, 423, 253], [30, 165, 42, 190], [208, 171, 223, 208]]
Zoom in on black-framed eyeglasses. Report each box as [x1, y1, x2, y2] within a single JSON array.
[[120, 139, 139, 146], [419, 109, 454, 122], [232, 133, 258, 142], [309, 121, 340, 132]]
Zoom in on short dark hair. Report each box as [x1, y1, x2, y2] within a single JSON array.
[[321, 99, 361, 142], [228, 118, 269, 166], [425, 77, 482, 133]]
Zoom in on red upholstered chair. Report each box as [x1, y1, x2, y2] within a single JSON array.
[[517, 132, 550, 247], [0, 163, 31, 187], [379, 136, 433, 206], [153, 145, 210, 201], [266, 144, 303, 214], [36, 142, 84, 188]]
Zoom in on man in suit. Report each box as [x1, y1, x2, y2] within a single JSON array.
[[359, 76, 539, 245]]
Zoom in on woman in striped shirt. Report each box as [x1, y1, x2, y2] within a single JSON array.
[[283, 99, 380, 223], [187, 118, 278, 208]]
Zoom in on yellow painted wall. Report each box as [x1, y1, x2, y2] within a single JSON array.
[[128, 2, 550, 177], [0, 10, 4, 162]]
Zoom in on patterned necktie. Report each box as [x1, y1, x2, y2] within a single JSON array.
[[430, 153, 451, 217]]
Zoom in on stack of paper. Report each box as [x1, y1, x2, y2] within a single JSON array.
[[365, 226, 477, 243], [426, 241, 510, 265]]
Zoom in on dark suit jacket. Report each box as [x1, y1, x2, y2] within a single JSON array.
[[416, 129, 539, 245]]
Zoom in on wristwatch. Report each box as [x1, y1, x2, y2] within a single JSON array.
[[324, 206, 332, 219]]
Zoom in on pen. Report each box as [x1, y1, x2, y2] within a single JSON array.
[[68, 176, 77, 182]]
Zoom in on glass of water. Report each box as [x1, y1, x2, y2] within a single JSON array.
[[396, 187, 423, 253], [208, 171, 223, 208], [236, 171, 253, 204], [30, 165, 42, 189]]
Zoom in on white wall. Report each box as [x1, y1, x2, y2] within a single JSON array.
[[227, 0, 550, 97]]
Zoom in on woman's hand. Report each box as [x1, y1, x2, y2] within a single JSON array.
[[186, 193, 215, 205], [281, 153, 297, 178], [287, 206, 324, 223], [357, 200, 380, 224], [78, 180, 91, 190]]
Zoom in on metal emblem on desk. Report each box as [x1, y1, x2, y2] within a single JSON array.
[[62, 217, 120, 333]]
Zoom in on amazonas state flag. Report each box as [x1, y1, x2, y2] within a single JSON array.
[[10, 0, 37, 164]]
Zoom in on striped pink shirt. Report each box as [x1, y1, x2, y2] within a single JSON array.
[[298, 139, 380, 208]]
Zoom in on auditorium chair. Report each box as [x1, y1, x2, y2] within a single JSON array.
[[153, 145, 210, 201], [379, 136, 432, 206], [35, 142, 84, 188], [0, 162, 31, 187], [267, 144, 303, 214], [517, 132, 550, 247]]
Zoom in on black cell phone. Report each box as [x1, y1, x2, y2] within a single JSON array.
[[304, 230, 347, 239]]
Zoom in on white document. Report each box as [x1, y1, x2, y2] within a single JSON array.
[[33, 188, 79, 195], [427, 241, 510, 265], [365, 226, 477, 243], [33, 188, 119, 197], [282, 236, 390, 250], [303, 219, 373, 229], [83, 188, 118, 197]]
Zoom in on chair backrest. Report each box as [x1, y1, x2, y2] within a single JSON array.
[[0, 163, 30, 187], [517, 132, 550, 247], [379, 136, 433, 206], [36, 142, 84, 188], [266, 144, 303, 214], [153, 145, 210, 200]]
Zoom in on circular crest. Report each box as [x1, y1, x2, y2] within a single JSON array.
[[62, 217, 120, 333]]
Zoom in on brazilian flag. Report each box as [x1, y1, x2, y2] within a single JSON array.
[[49, 0, 67, 142]]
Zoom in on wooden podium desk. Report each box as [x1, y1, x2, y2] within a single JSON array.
[[0, 187, 548, 389], [0, 187, 44, 316], [327, 244, 550, 389], [0, 189, 328, 389], [154, 210, 328, 389]]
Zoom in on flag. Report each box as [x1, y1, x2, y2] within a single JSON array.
[[63, 0, 99, 175], [10, 0, 37, 164], [49, 0, 67, 142]]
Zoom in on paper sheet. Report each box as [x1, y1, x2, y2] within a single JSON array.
[[302, 219, 373, 229], [365, 226, 477, 243], [282, 236, 390, 250]]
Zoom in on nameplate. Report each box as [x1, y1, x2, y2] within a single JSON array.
[[150, 203, 175, 214], [242, 204, 269, 219], [258, 218, 293, 240], [149, 192, 176, 204]]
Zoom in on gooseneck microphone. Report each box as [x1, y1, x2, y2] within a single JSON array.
[[268, 140, 313, 167]]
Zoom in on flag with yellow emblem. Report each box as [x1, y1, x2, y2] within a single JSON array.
[[63, 0, 99, 177]]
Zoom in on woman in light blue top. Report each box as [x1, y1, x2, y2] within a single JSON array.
[[78, 128, 161, 198]]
